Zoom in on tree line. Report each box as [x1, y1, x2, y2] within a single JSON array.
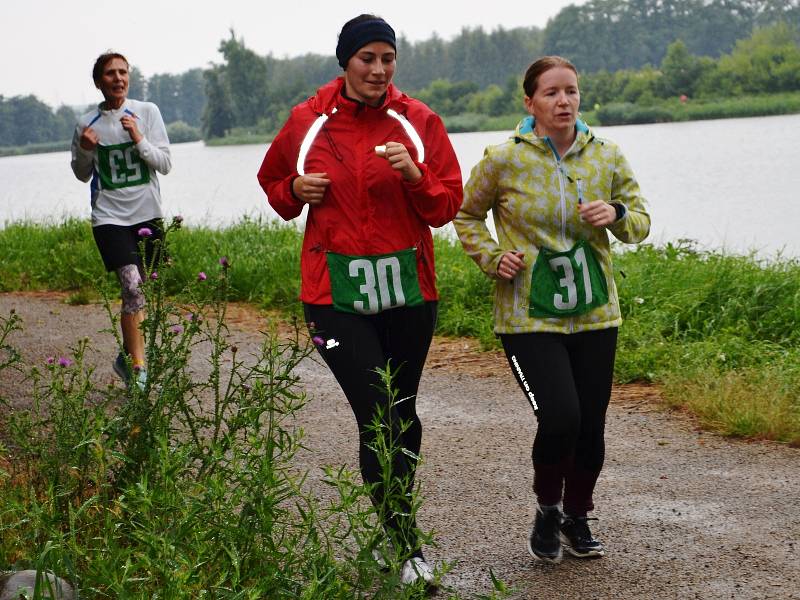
[[1, 0, 798, 147]]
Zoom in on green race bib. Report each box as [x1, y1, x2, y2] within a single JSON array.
[[529, 239, 609, 318], [97, 141, 150, 189], [327, 248, 424, 315]]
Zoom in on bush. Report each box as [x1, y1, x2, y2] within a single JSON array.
[[166, 121, 202, 144], [596, 102, 674, 125]]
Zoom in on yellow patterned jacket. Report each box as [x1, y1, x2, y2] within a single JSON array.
[[454, 117, 651, 334]]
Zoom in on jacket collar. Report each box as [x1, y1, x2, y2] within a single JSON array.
[[309, 76, 410, 116], [513, 115, 592, 158]]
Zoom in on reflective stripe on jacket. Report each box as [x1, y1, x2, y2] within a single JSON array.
[[257, 77, 463, 305], [454, 117, 650, 334]]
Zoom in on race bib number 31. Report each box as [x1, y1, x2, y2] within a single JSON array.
[[97, 142, 150, 190], [327, 248, 424, 315], [529, 240, 609, 318]]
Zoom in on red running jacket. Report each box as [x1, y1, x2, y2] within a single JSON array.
[[257, 77, 463, 305]]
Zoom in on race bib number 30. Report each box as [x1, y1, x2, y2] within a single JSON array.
[[97, 142, 150, 190], [529, 240, 609, 318], [327, 248, 424, 314]]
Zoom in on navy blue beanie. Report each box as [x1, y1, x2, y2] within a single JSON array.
[[336, 19, 396, 69]]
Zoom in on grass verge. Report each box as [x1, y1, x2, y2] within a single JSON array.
[[1, 220, 798, 443]]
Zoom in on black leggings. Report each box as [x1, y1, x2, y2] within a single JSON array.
[[500, 328, 618, 517], [304, 302, 437, 548]]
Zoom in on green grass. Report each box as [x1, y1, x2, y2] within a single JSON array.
[[1, 220, 798, 443], [0, 140, 71, 157], [595, 91, 800, 125]]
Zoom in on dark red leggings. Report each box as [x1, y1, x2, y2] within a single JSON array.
[[500, 328, 618, 517]]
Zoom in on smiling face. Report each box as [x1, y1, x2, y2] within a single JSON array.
[[95, 57, 129, 108], [343, 41, 396, 106], [524, 66, 580, 138]]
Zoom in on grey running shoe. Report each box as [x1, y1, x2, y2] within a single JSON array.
[[133, 367, 148, 392], [528, 506, 563, 563], [400, 556, 435, 586], [113, 352, 131, 385], [560, 516, 605, 558]]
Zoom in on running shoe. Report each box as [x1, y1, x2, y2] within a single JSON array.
[[560, 516, 605, 558], [400, 556, 435, 586], [133, 367, 148, 392], [370, 537, 394, 571], [527, 506, 563, 563], [112, 352, 131, 385]]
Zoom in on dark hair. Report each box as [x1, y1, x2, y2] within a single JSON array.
[[92, 51, 129, 83], [336, 14, 396, 69], [523, 56, 578, 97]]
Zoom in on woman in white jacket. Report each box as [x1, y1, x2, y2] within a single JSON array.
[[71, 51, 172, 391]]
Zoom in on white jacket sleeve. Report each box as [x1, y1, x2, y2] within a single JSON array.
[[136, 104, 172, 175], [70, 123, 94, 182]]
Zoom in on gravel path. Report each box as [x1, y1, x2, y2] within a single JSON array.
[[1, 292, 798, 599]]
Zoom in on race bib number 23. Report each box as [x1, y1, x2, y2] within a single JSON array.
[[327, 248, 424, 314], [97, 141, 150, 190]]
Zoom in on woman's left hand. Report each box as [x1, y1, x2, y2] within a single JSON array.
[[579, 200, 617, 228], [378, 141, 422, 183], [120, 115, 143, 144]]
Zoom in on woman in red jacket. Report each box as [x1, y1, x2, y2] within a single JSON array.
[[257, 14, 462, 586]]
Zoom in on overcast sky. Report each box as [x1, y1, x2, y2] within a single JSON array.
[[2, 0, 585, 107]]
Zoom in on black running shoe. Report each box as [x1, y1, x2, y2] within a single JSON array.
[[560, 516, 605, 558], [113, 352, 131, 385], [527, 506, 563, 563]]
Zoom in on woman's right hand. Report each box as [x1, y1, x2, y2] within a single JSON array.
[[292, 172, 331, 205], [79, 126, 99, 151], [498, 251, 525, 280]]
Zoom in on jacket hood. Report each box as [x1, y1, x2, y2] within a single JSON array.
[[308, 76, 412, 116]]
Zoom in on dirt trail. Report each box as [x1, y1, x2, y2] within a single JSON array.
[[1, 292, 798, 599]]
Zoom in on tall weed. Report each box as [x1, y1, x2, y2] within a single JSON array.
[[0, 222, 486, 598]]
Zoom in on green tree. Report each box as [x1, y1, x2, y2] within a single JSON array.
[[218, 31, 270, 127], [128, 65, 146, 100], [54, 105, 76, 140], [202, 67, 234, 139], [701, 22, 800, 94], [660, 40, 703, 97]]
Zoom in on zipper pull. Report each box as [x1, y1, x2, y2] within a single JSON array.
[[577, 178, 585, 205]]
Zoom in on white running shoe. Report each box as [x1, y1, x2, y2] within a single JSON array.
[[400, 556, 435, 586]]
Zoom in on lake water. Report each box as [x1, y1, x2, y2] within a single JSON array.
[[2, 113, 799, 257]]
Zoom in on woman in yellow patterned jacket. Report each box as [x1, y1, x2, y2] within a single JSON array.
[[454, 56, 650, 565]]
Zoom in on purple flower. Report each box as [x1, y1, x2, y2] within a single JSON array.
[[150, 271, 158, 280], [197, 272, 207, 281], [138, 227, 153, 237], [187, 312, 202, 323], [58, 357, 72, 368], [312, 336, 325, 346], [173, 215, 184, 225], [171, 324, 184, 335], [219, 256, 229, 268], [46, 356, 55, 365]]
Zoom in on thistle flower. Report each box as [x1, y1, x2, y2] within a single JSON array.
[[171, 324, 184, 335], [58, 357, 72, 367], [312, 336, 325, 346], [138, 227, 153, 237], [172, 215, 184, 227], [150, 271, 159, 280], [46, 356, 55, 365], [219, 256, 229, 268], [197, 272, 207, 281]]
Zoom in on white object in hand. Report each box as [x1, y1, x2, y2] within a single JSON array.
[[374, 145, 387, 156]]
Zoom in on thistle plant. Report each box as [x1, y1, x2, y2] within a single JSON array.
[[0, 219, 507, 598]]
